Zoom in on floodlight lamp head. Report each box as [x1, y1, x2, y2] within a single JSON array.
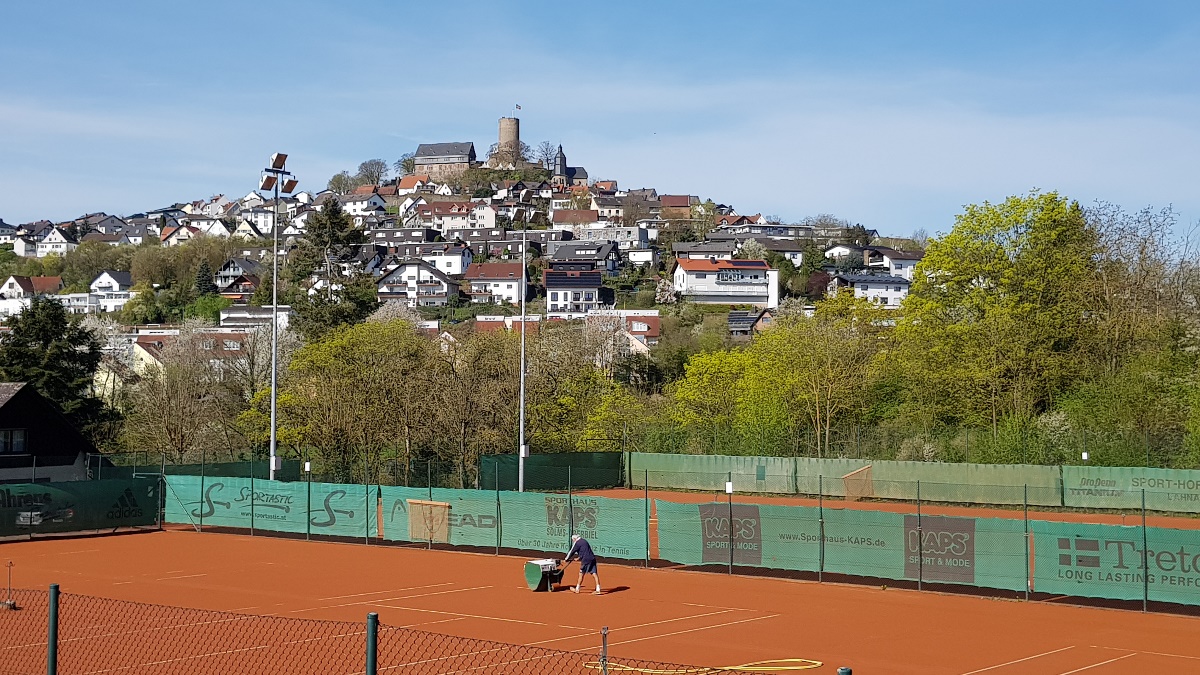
[[270, 153, 288, 170], [281, 178, 299, 194], [259, 175, 277, 191]]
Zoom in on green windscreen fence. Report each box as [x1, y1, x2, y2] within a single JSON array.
[[378, 485, 648, 561], [1061, 466, 1200, 513], [628, 453, 1062, 507], [655, 500, 1028, 592], [97, 460, 303, 481], [163, 476, 376, 539], [479, 453, 623, 491], [0, 478, 159, 537]]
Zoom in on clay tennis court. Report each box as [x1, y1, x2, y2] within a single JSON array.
[[3, 528, 1200, 674]]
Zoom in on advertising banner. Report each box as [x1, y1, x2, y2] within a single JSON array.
[[164, 476, 375, 538], [0, 478, 159, 537], [1062, 466, 1200, 513], [378, 486, 646, 560]]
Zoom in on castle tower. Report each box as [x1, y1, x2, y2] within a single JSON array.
[[553, 145, 567, 178], [498, 117, 520, 154]]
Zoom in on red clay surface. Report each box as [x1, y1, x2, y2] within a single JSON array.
[[3, 529, 1200, 674]]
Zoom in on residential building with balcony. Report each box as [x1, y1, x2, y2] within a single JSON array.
[[672, 258, 779, 309], [463, 262, 525, 304], [375, 259, 460, 307]]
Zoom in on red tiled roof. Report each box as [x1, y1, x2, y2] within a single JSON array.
[[398, 175, 431, 189], [464, 262, 523, 280], [30, 276, 63, 294], [660, 195, 692, 208], [551, 210, 599, 224], [625, 315, 660, 338], [352, 185, 379, 195], [675, 258, 769, 272]]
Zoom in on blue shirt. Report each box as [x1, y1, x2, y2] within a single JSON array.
[[566, 538, 596, 564]]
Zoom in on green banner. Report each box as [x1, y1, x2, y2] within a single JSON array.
[[379, 486, 647, 560], [480, 453, 623, 491], [1145, 526, 1200, 606], [0, 478, 158, 537], [655, 500, 1025, 591], [630, 453, 797, 494], [1062, 466, 1200, 513], [164, 476, 375, 539], [871, 462, 1061, 506], [1031, 520, 1146, 601]]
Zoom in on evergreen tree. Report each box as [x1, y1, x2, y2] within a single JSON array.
[[0, 296, 105, 429], [195, 259, 218, 296]]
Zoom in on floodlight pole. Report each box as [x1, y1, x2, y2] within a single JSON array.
[[262, 154, 297, 482], [518, 226, 528, 492]]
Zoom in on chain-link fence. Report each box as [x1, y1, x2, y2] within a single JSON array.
[[0, 587, 766, 675]]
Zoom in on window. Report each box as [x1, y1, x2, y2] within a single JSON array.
[[551, 292, 558, 301], [584, 292, 594, 301], [695, 273, 706, 279], [223, 340, 241, 351], [894, 286, 901, 292], [0, 429, 27, 453], [572, 292, 581, 301]]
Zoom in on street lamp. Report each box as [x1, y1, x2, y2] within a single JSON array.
[[518, 226, 528, 491], [260, 152, 298, 481]]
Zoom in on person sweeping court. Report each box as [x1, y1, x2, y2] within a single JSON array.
[[561, 534, 601, 595]]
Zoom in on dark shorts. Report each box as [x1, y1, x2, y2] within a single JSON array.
[[580, 559, 597, 574]]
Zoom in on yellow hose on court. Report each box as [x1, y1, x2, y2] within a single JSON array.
[[585, 657, 823, 673]]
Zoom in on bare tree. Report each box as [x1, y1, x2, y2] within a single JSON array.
[[356, 159, 389, 186], [534, 141, 557, 170], [393, 152, 416, 177], [327, 171, 357, 195]]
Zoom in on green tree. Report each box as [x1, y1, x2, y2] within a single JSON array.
[[0, 296, 105, 432], [184, 294, 232, 323], [327, 171, 358, 195], [195, 259, 218, 296], [895, 191, 1099, 434]]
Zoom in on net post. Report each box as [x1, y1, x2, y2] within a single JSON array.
[[1142, 489, 1148, 612], [916, 480, 923, 592], [47, 583, 59, 675], [365, 612, 378, 675], [818, 475, 824, 583], [600, 626, 609, 675], [1023, 484, 1030, 602]]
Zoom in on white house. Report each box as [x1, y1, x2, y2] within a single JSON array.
[[90, 271, 133, 293], [36, 227, 78, 257], [339, 193, 387, 216], [824, 245, 924, 281], [12, 238, 37, 257], [462, 262, 525, 304], [419, 243, 474, 276], [161, 225, 201, 246], [827, 273, 910, 308], [375, 259, 459, 307], [672, 258, 779, 309], [183, 214, 229, 237], [578, 225, 649, 250]]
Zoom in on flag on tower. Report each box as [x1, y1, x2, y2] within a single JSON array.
[[515, 104, 522, 110]]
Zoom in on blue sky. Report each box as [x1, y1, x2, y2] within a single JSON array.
[[2, 1, 1198, 237]]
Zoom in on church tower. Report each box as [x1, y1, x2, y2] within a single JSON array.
[[552, 145, 568, 185]]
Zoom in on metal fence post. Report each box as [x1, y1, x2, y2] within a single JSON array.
[[818, 475, 825, 583], [1023, 484, 1030, 602], [568, 466, 574, 540], [32, 455, 36, 483], [198, 451, 206, 532], [644, 469, 650, 568], [250, 462, 256, 537], [916, 480, 923, 592], [47, 583, 59, 675], [495, 462, 501, 555], [600, 626, 609, 675], [1142, 489, 1149, 612], [727, 471, 733, 574], [365, 612, 378, 675]]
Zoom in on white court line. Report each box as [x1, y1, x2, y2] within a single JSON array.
[[291, 585, 492, 612], [1058, 653, 1137, 674], [372, 604, 592, 631], [1093, 646, 1200, 661], [960, 646, 1075, 675], [317, 583, 452, 601], [527, 609, 736, 647], [155, 573, 206, 581], [394, 617, 466, 629], [599, 614, 780, 649]]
